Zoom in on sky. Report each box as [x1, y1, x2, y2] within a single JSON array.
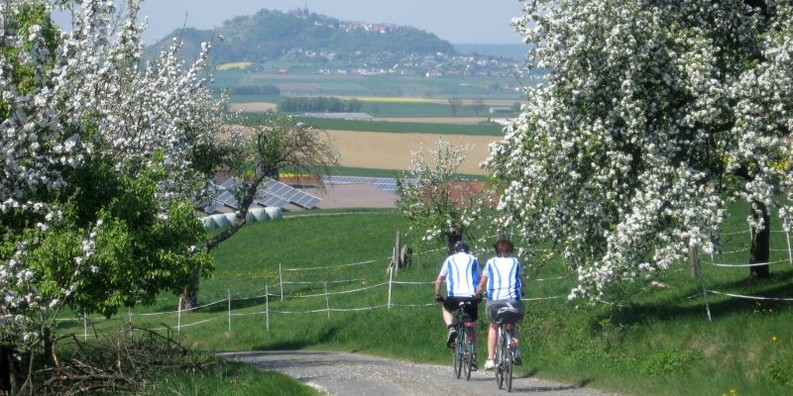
[[122, 0, 528, 45]]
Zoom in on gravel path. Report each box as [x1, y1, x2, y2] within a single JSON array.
[[217, 350, 617, 396]]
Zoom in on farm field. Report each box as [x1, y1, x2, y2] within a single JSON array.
[[327, 130, 495, 175], [232, 100, 511, 175], [214, 70, 531, 100]]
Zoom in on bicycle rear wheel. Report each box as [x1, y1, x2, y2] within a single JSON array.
[[506, 348, 513, 392], [495, 331, 505, 389], [463, 327, 473, 380]]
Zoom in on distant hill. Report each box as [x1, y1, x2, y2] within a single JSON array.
[[148, 8, 456, 65]]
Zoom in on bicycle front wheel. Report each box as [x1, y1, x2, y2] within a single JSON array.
[[453, 342, 462, 378], [453, 327, 464, 379]]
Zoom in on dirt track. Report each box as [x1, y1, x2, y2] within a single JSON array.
[[218, 350, 616, 396]]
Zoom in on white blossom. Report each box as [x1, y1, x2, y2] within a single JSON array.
[[490, 0, 793, 302]]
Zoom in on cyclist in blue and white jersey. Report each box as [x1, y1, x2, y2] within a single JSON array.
[[475, 237, 525, 370], [434, 241, 480, 363]]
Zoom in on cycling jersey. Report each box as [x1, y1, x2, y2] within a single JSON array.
[[438, 252, 480, 297], [482, 256, 523, 300]]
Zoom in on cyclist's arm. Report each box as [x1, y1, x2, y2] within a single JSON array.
[[475, 274, 488, 298], [434, 275, 445, 298]]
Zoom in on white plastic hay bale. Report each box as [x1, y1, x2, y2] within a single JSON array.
[[264, 207, 283, 220], [225, 213, 238, 225], [201, 216, 217, 230], [249, 207, 269, 222], [246, 210, 257, 222], [211, 213, 230, 229]]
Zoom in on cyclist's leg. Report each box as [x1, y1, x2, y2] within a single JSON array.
[[441, 298, 459, 347], [484, 300, 502, 368], [441, 298, 457, 327], [510, 300, 525, 364]]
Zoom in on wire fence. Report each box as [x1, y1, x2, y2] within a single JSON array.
[[58, 227, 793, 336]]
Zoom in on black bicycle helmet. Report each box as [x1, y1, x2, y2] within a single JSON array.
[[453, 241, 470, 253]]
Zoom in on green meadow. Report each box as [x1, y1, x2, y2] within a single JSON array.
[[214, 69, 529, 100], [58, 204, 793, 395]]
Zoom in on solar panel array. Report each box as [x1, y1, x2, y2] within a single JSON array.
[[205, 177, 321, 213], [322, 176, 414, 192], [261, 178, 321, 208]]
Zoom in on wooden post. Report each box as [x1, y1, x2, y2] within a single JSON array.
[[395, 231, 401, 268], [689, 244, 700, 278]]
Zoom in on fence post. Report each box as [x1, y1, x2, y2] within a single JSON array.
[[265, 284, 270, 331], [325, 282, 330, 319], [177, 296, 182, 333], [387, 262, 394, 309], [395, 231, 401, 275], [228, 289, 232, 332], [786, 231, 792, 265], [83, 312, 88, 341], [693, 242, 712, 322], [128, 306, 132, 324], [279, 263, 284, 302]]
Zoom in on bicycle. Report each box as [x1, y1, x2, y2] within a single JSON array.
[[493, 305, 521, 392], [451, 300, 477, 380]]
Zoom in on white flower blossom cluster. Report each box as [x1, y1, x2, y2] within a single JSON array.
[[1, 0, 225, 346], [488, 0, 793, 302], [397, 137, 476, 249]]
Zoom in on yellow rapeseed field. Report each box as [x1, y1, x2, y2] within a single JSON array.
[[217, 62, 253, 71]]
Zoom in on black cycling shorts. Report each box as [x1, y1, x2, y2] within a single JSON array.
[[442, 296, 479, 322]]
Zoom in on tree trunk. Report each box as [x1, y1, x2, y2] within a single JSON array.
[[446, 226, 462, 255], [0, 344, 19, 395], [182, 170, 269, 310], [180, 265, 201, 310], [749, 200, 771, 279]]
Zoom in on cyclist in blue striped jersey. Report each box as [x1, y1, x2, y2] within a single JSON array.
[[435, 241, 480, 357], [475, 237, 525, 370]]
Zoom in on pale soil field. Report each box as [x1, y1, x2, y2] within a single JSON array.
[[328, 130, 496, 175], [228, 102, 278, 112]]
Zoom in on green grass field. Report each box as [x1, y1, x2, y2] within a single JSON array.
[[243, 112, 505, 135], [214, 70, 529, 101], [57, 205, 793, 395]]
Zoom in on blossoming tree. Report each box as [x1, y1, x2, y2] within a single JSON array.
[[397, 137, 480, 254], [486, 0, 793, 302], [1, 0, 224, 389]]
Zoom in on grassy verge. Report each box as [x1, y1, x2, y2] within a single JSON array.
[[140, 361, 320, 396], [58, 208, 793, 395]]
